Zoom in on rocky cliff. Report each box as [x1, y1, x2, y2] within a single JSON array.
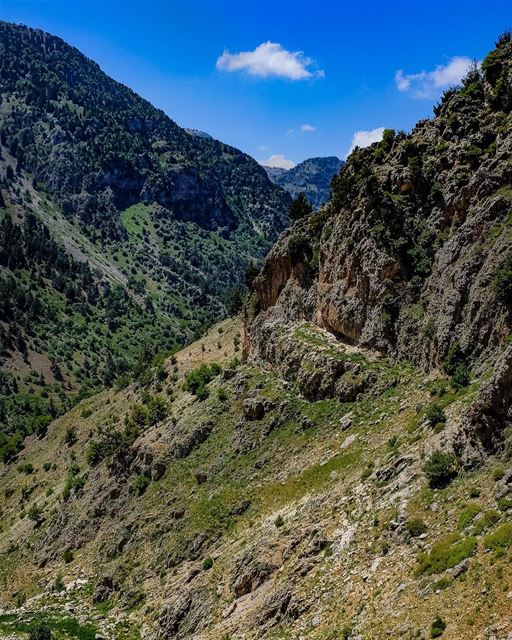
[[247, 36, 512, 459], [251, 45, 512, 364]]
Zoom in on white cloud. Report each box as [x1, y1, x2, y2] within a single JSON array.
[[300, 123, 316, 132], [216, 41, 324, 80], [257, 144, 269, 152], [261, 154, 296, 169], [345, 127, 385, 158], [395, 56, 476, 99]]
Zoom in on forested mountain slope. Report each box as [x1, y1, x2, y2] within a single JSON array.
[[0, 21, 290, 449]]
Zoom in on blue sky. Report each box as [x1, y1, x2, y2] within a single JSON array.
[[2, 1, 511, 166]]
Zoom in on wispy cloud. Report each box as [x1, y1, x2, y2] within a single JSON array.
[[257, 144, 269, 152], [346, 127, 385, 158], [216, 41, 324, 80], [395, 56, 475, 99], [300, 123, 316, 132], [261, 153, 296, 169]]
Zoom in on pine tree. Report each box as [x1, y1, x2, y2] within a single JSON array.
[[289, 192, 313, 221]]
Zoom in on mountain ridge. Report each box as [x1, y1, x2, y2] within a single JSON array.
[[0, 20, 291, 441], [264, 156, 343, 209]]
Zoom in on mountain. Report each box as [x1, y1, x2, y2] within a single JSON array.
[[0, 29, 512, 640], [0, 21, 290, 441], [264, 156, 343, 209]]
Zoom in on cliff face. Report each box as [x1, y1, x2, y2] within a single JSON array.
[[248, 39, 512, 371], [246, 37, 512, 463]]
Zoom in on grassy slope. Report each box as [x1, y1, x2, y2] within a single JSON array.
[[0, 320, 510, 639]]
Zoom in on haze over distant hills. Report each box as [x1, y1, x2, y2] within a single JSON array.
[[264, 156, 343, 209]]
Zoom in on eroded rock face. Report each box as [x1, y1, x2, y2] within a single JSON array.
[[246, 40, 512, 458], [454, 346, 512, 467], [247, 41, 512, 374]]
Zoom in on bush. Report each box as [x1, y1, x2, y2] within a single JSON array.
[[443, 341, 465, 376], [451, 363, 470, 389], [28, 620, 54, 640], [424, 451, 458, 489], [417, 533, 477, 575], [425, 404, 446, 427], [497, 497, 512, 512], [85, 440, 103, 466], [183, 363, 221, 398], [54, 573, 65, 592], [458, 503, 482, 530], [64, 425, 77, 447], [217, 387, 228, 402], [18, 462, 34, 474], [483, 523, 512, 552], [494, 255, 512, 305], [431, 616, 446, 638], [202, 556, 214, 570], [62, 466, 86, 501], [133, 473, 150, 495], [274, 514, 284, 528], [63, 549, 74, 563], [405, 517, 427, 537], [473, 509, 500, 535], [27, 503, 44, 526]]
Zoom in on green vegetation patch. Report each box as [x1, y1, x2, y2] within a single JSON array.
[[416, 533, 477, 575]]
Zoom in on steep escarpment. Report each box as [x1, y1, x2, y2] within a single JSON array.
[[248, 36, 512, 381]]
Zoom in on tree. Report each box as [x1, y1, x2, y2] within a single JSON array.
[[424, 451, 458, 489], [289, 193, 312, 222]]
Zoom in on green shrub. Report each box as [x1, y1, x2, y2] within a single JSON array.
[[144, 394, 168, 425], [484, 523, 512, 551], [195, 385, 209, 401], [458, 503, 482, 530], [63, 549, 74, 563], [54, 573, 65, 592], [417, 533, 477, 575], [18, 462, 34, 474], [85, 440, 103, 466], [494, 255, 512, 305], [431, 616, 446, 638], [424, 451, 458, 488], [492, 465, 505, 481], [27, 503, 44, 526], [217, 387, 228, 402], [497, 497, 512, 512], [288, 192, 312, 221], [202, 556, 214, 570], [405, 517, 428, 537], [28, 619, 54, 640], [473, 509, 500, 535], [425, 404, 446, 427], [443, 341, 465, 375], [451, 363, 470, 389], [62, 466, 86, 501], [183, 363, 221, 399], [133, 474, 150, 495], [274, 514, 284, 528], [64, 425, 77, 446]]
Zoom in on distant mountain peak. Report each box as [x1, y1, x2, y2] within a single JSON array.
[[264, 155, 343, 209]]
